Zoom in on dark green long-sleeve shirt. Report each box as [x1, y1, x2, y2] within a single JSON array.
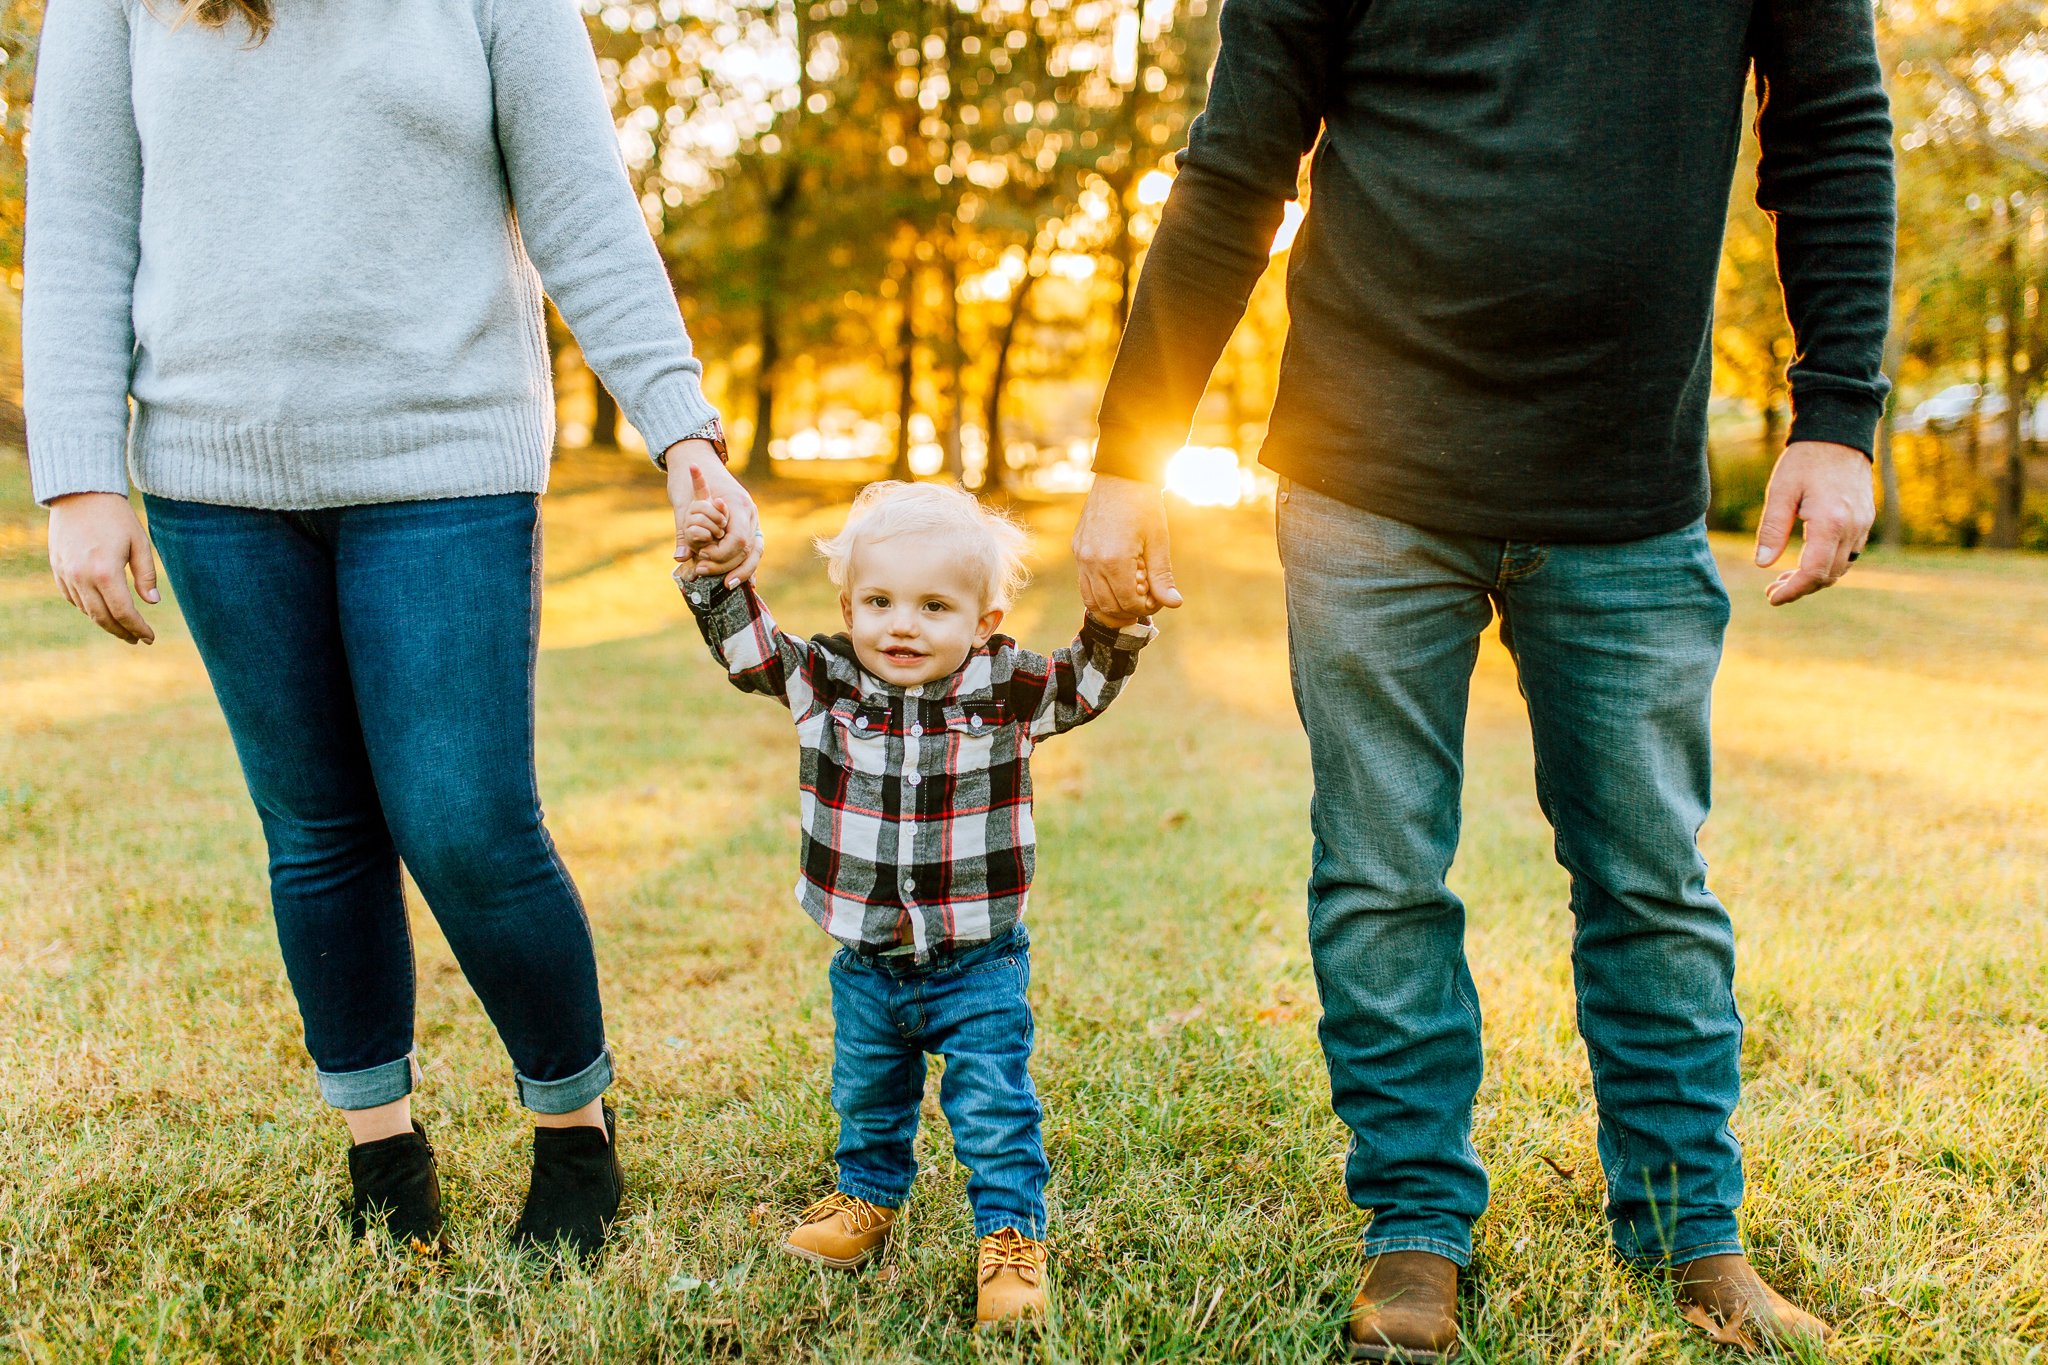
[[1094, 0, 1896, 542]]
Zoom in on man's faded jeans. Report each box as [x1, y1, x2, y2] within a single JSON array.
[[1277, 482, 1745, 1268]]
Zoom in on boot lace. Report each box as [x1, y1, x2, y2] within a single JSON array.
[[799, 1191, 887, 1234], [978, 1228, 1045, 1284]]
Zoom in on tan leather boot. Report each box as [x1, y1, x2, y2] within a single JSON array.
[[1669, 1253, 1833, 1351], [974, 1228, 1050, 1331], [1346, 1251, 1459, 1362], [780, 1192, 896, 1269]]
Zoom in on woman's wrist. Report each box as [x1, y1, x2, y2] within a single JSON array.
[[656, 418, 727, 472]]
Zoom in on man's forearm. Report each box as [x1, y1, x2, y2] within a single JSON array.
[[1753, 0, 1897, 455], [1093, 165, 1290, 482]]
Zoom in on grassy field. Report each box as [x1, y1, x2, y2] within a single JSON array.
[[2, 445, 2044, 1364]]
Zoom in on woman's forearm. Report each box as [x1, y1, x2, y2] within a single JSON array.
[[486, 0, 719, 457], [22, 0, 144, 506]]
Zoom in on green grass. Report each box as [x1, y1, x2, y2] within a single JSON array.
[[3, 446, 2045, 1363]]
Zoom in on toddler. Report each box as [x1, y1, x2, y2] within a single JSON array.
[[675, 475, 1153, 1329]]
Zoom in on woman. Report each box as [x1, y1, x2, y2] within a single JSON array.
[[24, 0, 760, 1258]]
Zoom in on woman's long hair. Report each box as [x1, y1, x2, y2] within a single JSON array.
[[177, 0, 272, 39]]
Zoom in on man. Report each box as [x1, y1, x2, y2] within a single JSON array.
[[1077, 1, 1893, 1356]]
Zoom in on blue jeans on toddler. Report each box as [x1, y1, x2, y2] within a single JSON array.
[[828, 925, 1048, 1238], [1278, 483, 1745, 1269]]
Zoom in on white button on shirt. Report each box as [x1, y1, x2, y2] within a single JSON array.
[[906, 772, 921, 786]]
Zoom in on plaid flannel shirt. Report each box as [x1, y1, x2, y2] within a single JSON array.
[[681, 576, 1154, 961]]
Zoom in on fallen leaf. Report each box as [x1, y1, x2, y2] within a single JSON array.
[[1146, 1005, 1207, 1036], [1680, 1303, 1757, 1351]]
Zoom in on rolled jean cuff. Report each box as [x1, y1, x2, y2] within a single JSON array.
[[1613, 1233, 1746, 1270], [1359, 1232, 1473, 1270], [973, 1209, 1048, 1240], [836, 1176, 910, 1210], [317, 1053, 417, 1111], [516, 1046, 613, 1114]]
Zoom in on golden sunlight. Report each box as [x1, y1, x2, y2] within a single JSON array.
[[1162, 444, 1248, 506]]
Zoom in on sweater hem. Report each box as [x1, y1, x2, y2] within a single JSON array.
[[127, 400, 557, 510], [1262, 450, 1711, 546]]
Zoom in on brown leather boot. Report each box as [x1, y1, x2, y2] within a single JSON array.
[[781, 1192, 897, 1269], [1346, 1251, 1459, 1362], [1669, 1253, 1833, 1351], [974, 1228, 1050, 1331]]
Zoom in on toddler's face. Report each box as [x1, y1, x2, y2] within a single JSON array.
[[840, 533, 1005, 687]]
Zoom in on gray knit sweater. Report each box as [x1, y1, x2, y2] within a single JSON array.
[[23, 0, 718, 508]]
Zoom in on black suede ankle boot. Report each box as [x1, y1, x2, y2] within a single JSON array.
[[348, 1122, 444, 1251], [511, 1105, 620, 1262]]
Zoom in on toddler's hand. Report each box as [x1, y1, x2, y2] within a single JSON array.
[[1086, 564, 1153, 629], [675, 466, 735, 580]]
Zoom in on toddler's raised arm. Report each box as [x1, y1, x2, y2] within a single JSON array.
[[1005, 616, 1156, 741], [679, 576, 829, 719]]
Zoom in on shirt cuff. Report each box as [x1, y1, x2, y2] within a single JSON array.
[[1787, 387, 1883, 459], [1081, 615, 1158, 650], [1090, 424, 1179, 484], [678, 571, 735, 613]]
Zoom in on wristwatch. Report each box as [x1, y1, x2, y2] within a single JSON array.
[[655, 416, 728, 471]]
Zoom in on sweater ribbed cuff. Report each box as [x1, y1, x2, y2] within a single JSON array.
[[627, 375, 720, 467], [1787, 387, 1883, 459], [27, 433, 132, 506]]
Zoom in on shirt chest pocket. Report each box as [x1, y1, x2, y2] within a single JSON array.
[[829, 701, 893, 777], [941, 703, 1007, 774]]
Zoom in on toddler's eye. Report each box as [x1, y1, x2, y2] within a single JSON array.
[[923, 600, 947, 613], [866, 596, 889, 608]]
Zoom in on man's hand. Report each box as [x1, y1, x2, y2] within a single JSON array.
[[1754, 440, 1876, 607], [48, 491, 159, 644], [666, 439, 762, 589], [1074, 473, 1184, 622]]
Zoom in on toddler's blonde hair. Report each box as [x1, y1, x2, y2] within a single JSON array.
[[816, 481, 1031, 611]]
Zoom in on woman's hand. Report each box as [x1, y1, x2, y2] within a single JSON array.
[[665, 441, 763, 589], [48, 491, 159, 644]]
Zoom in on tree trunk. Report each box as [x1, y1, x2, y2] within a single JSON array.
[[746, 166, 806, 480], [892, 270, 918, 483], [1760, 395, 1784, 463], [1110, 176, 1137, 331], [747, 309, 780, 477], [982, 268, 1040, 494], [1991, 220, 2026, 550], [940, 235, 963, 484], [544, 305, 572, 461], [591, 373, 620, 449], [1967, 311, 1987, 475], [1877, 297, 1918, 549]]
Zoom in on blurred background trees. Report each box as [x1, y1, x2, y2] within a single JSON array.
[[1715, 0, 2047, 549], [1, 0, 2043, 546]]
